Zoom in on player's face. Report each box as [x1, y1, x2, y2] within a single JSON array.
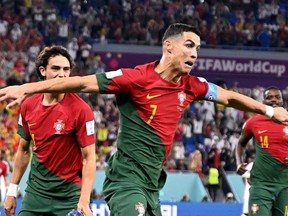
[[263, 89, 283, 107], [169, 32, 201, 75], [39, 55, 71, 80]]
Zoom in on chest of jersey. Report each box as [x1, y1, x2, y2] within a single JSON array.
[[246, 116, 288, 162], [126, 78, 199, 146], [24, 104, 76, 151], [249, 119, 288, 148]]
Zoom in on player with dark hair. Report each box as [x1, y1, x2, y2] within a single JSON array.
[[1, 24, 288, 216], [236, 86, 288, 216], [4, 45, 96, 216]]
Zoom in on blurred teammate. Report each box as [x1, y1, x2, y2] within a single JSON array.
[[0, 151, 9, 206], [236, 86, 288, 216], [1, 24, 288, 216], [4, 46, 96, 216], [241, 161, 253, 216]]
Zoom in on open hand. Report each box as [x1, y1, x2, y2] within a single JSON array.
[[0, 85, 27, 109]]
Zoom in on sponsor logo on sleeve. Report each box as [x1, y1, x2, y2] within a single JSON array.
[[105, 69, 123, 79], [18, 114, 23, 126], [86, 120, 95, 136]]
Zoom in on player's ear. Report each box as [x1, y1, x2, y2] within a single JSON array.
[[39, 66, 46, 77], [164, 40, 173, 53]]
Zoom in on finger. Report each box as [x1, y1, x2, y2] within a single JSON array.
[[0, 94, 9, 102], [5, 208, 15, 216], [6, 102, 18, 110], [6, 99, 22, 109]]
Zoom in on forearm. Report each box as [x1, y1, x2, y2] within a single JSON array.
[[22, 75, 99, 95], [11, 148, 31, 184], [225, 91, 266, 115], [236, 144, 245, 165], [79, 156, 96, 204]]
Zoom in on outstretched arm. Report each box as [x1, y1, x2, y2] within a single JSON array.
[[215, 86, 288, 124], [0, 75, 99, 109]]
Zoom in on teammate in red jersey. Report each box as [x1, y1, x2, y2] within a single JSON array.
[[1, 23, 288, 216], [4, 46, 96, 216], [0, 155, 9, 206], [236, 86, 288, 216]]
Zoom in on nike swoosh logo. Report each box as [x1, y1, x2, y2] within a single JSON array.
[[28, 123, 37, 127], [147, 94, 161, 99], [258, 130, 267, 134]]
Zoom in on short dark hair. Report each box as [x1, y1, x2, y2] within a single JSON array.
[[263, 86, 282, 99], [35, 45, 75, 80], [162, 23, 201, 43]]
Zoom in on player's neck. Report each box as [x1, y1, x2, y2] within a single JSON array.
[[155, 59, 181, 83], [42, 93, 65, 106]]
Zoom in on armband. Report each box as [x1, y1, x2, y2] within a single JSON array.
[[204, 82, 218, 101], [265, 105, 274, 119], [6, 183, 19, 197]]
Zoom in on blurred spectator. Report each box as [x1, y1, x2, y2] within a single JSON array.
[[96, 155, 108, 170], [166, 158, 177, 172], [190, 149, 202, 174], [192, 113, 204, 149], [207, 143, 220, 169], [172, 141, 185, 161], [180, 193, 190, 202], [207, 165, 219, 202], [96, 122, 108, 147], [67, 37, 79, 61], [220, 144, 237, 172], [98, 141, 111, 159], [109, 141, 118, 157], [86, 54, 107, 75], [176, 158, 188, 171], [0, 17, 8, 37], [10, 23, 22, 42]]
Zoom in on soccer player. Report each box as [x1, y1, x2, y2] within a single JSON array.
[[236, 86, 288, 216], [4, 46, 96, 216], [1, 23, 288, 216]]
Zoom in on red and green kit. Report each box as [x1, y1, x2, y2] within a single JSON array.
[[242, 114, 288, 216], [18, 93, 95, 199], [96, 61, 209, 191], [242, 114, 288, 183]]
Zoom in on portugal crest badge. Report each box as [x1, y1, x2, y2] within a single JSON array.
[[251, 203, 259, 214], [135, 202, 145, 216], [54, 119, 65, 134]]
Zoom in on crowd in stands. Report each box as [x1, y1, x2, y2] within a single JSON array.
[[1, 0, 288, 78], [1, 0, 288, 201]]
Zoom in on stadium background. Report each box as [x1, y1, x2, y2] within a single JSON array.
[[1, 0, 288, 215]]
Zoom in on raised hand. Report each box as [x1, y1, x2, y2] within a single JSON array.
[[0, 85, 28, 109]]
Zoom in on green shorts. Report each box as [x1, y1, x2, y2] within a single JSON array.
[[103, 178, 161, 216], [249, 184, 288, 216], [19, 192, 79, 216]]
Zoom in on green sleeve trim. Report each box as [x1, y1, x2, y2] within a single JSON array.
[[17, 125, 30, 141], [96, 73, 111, 93]]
